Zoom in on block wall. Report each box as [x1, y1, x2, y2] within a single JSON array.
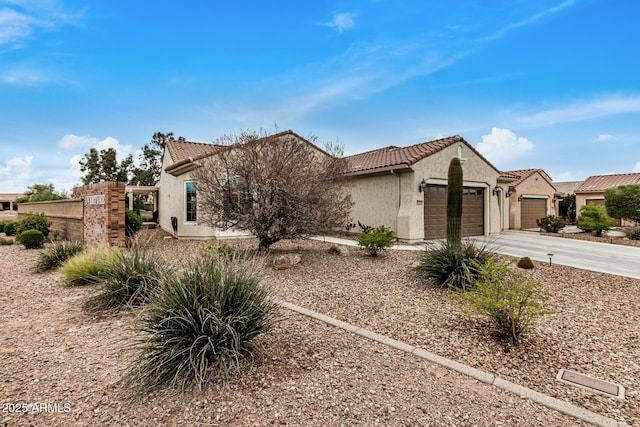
[[17, 199, 84, 241]]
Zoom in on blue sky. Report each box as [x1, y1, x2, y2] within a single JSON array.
[[2, 0, 640, 193]]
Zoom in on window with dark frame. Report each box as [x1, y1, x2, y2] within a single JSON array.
[[186, 181, 197, 222]]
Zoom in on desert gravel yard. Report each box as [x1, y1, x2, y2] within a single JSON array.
[[1, 230, 638, 426]]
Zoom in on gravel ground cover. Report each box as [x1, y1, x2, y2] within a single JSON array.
[[1, 229, 637, 426]]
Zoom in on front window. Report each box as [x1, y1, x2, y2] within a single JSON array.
[[185, 181, 197, 222]]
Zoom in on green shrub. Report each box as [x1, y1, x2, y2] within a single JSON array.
[[536, 215, 566, 233], [60, 248, 121, 286], [36, 241, 84, 272], [123, 253, 277, 391], [85, 246, 169, 311], [125, 208, 143, 238], [516, 256, 535, 269], [3, 221, 17, 236], [622, 226, 640, 240], [20, 229, 45, 249], [357, 225, 395, 257], [576, 205, 617, 237], [451, 258, 554, 345], [16, 212, 51, 238], [202, 242, 236, 258], [0, 220, 8, 233], [418, 240, 494, 290], [0, 237, 14, 246]]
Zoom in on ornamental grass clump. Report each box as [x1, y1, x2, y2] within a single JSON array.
[[85, 245, 169, 312], [452, 258, 554, 345], [418, 240, 494, 291], [37, 241, 85, 272], [60, 248, 121, 286], [124, 252, 277, 392]]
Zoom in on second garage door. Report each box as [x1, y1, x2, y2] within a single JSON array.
[[424, 185, 484, 240], [520, 198, 546, 229]]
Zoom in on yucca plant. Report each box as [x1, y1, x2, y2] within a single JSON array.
[[37, 241, 84, 272], [60, 248, 121, 286], [418, 240, 494, 290], [85, 246, 169, 312], [124, 252, 278, 391]]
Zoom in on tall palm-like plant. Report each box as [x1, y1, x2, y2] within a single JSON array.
[[446, 157, 463, 246]]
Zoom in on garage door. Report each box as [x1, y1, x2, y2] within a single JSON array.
[[424, 185, 484, 240], [520, 198, 546, 229]]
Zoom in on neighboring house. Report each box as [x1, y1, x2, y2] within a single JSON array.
[[574, 173, 640, 226], [344, 135, 512, 242], [0, 193, 24, 211], [501, 169, 557, 230], [552, 180, 583, 219], [157, 130, 331, 239]]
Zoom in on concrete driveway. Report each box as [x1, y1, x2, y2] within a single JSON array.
[[473, 231, 640, 279]]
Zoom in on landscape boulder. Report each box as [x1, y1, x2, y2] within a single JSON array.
[[272, 253, 302, 270]]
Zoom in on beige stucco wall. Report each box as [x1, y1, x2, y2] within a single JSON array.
[[346, 172, 401, 232], [347, 142, 506, 242], [508, 172, 556, 230], [158, 154, 250, 239]]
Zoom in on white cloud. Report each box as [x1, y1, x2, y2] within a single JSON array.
[[0, 2, 83, 48], [59, 134, 133, 160], [596, 134, 615, 142], [483, 0, 575, 42], [476, 128, 534, 166], [518, 96, 640, 127], [322, 12, 356, 33], [0, 155, 33, 178], [0, 155, 34, 192], [0, 7, 40, 45], [633, 162, 640, 173], [58, 134, 96, 150]]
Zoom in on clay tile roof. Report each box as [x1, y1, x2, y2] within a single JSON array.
[[501, 168, 555, 189], [575, 173, 640, 193], [345, 135, 483, 173], [164, 130, 327, 174], [165, 139, 222, 172], [552, 181, 583, 195]]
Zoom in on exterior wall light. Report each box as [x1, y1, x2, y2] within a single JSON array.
[[505, 190, 512, 198], [418, 179, 428, 193], [492, 185, 501, 196]]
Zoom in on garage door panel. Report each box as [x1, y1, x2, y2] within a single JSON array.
[[424, 185, 484, 240], [520, 198, 546, 229]]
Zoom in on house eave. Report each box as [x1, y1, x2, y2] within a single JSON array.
[[347, 164, 412, 177]]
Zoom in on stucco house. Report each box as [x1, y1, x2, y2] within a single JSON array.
[[501, 169, 557, 230], [157, 130, 333, 239], [343, 135, 512, 242], [0, 193, 24, 211], [574, 172, 640, 226]]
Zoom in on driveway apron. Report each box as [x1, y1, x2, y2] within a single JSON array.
[[473, 231, 640, 279]]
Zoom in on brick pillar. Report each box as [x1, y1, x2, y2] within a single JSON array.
[[73, 182, 126, 248]]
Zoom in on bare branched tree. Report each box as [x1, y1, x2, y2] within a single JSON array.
[[192, 130, 353, 254]]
